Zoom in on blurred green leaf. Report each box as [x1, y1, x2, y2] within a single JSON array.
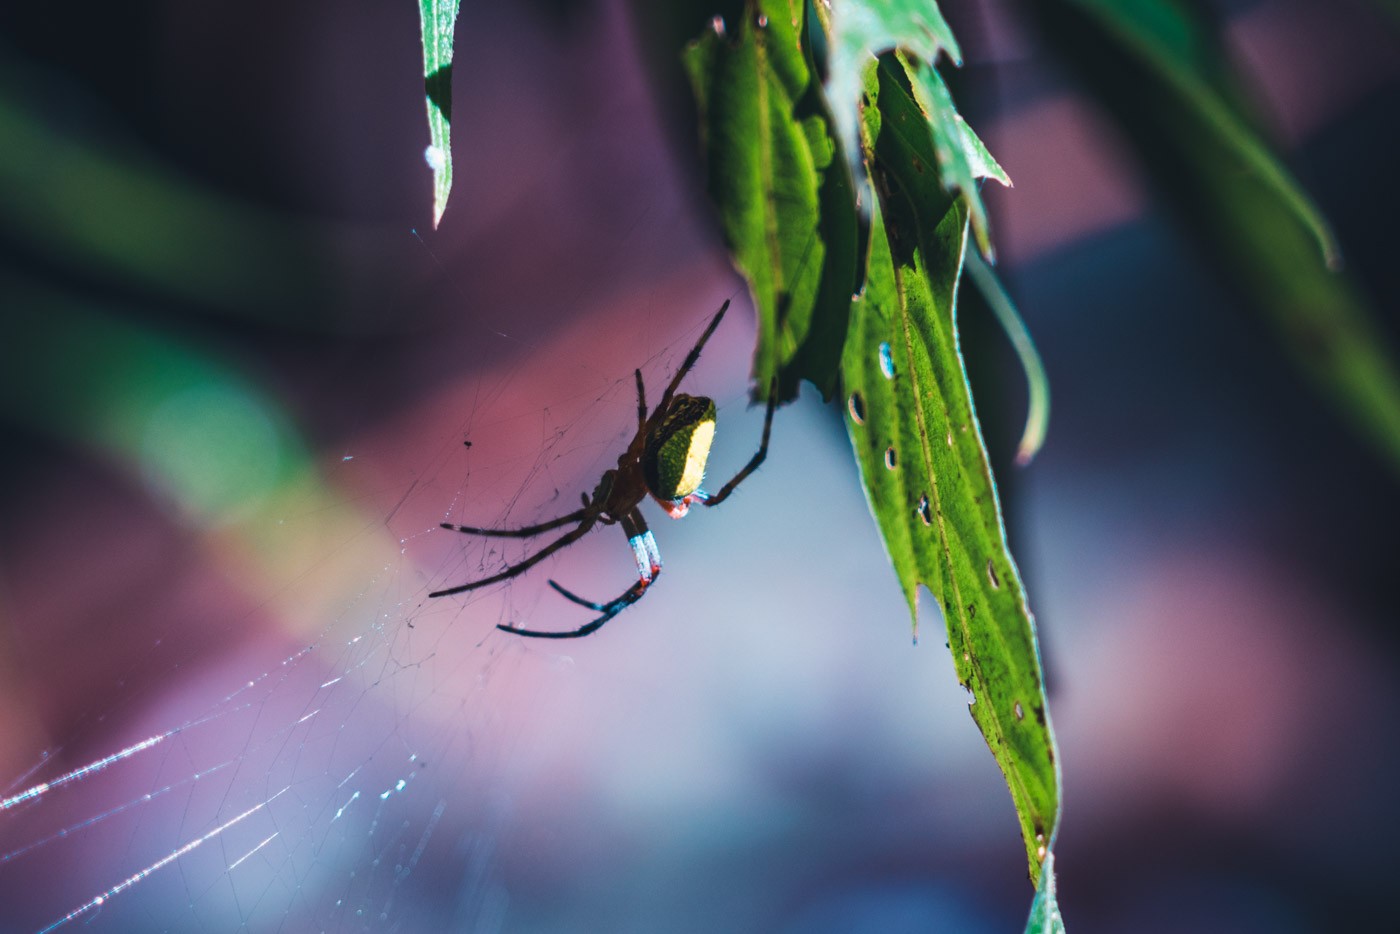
[[1373, 1, 1400, 27], [1, 274, 402, 625], [1066, 0, 1339, 267], [419, 0, 461, 227], [842, 59, 1059, 885], [0, 276, 308, 528], [0, 83, 327, 315], [684, 0, 857, 400], [966, 250, 1050, 465], [1033, 0, 1400, 472]]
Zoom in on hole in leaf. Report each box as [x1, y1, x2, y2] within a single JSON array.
[[878, 342, 895, 379], [884, 446, 897, 469], [916, 494, 931, 525], [987, 559, 1001, 589], [848, 392, 866, 424]]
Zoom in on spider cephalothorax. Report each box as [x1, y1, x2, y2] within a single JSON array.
[[429, 300, 776, 638]]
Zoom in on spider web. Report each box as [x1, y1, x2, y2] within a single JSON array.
[[0, 1, 1023, 924], [0, 297, 682, 931], [0, 289, 1015, 932]]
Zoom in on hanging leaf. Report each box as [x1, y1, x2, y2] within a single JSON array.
[[965, 250, 1051, 465], [684, 2, 1062, 916], [684, 0, 857, 400], [842, 58, 1060, 884], [419, 0, 461, 227]]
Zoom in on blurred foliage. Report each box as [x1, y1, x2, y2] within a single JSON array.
[[2, 278, 307, 528], [0, 45, 389, 633], [0, 80, 327, 317], [966, 250, 1050, 466], [1029, 0, 1400, 474]]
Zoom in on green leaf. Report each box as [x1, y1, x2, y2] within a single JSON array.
[[824, 1, 1007, 256], [1065, 0, 1339, 268], [1034, 0, 1400, 473], [1024, 851, 1066, 934], [825, 0, 960, 173], [843, 58, 1059, 884], [419, 0, 461, 228], [896, 52, 1011, 259], [965, 250, 1050, 465], [684, 0, 858, 400]]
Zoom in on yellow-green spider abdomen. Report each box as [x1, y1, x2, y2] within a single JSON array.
[[643, 394, 716, 501]]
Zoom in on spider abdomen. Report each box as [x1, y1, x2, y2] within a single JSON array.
[[643, 394, 716, 502]]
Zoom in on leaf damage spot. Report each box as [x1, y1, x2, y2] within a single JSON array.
[[986, 559, 1001, 589], [884, 446, 898, 469], [916, 494, 931, 525], [878, 342, 895, 379], [848, 392, 866, 424]]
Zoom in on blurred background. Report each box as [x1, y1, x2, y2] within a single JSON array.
[[1, 0, 1397, 931]]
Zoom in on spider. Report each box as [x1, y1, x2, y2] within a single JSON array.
[[429, 300, 777, 639]]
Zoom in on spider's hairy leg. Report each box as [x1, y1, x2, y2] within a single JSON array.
[[439, 506, 591, 539], [429, 518, 596, 598], [635, 368, 647, 434], [657, 299, 730, 412], [701, 377, 777, 508]]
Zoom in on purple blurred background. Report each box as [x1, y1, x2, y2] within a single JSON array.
[[1, 1, 1398, 931]]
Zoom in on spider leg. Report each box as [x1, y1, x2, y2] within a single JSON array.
[[497, 511, 661, 638], [634, 368, 647, 435], [655, 300, 729, 413], [699, 378, 777, 508], [548, 523, 662, 609], [439, 506, 591, 539], [494, 617, 613, 639], [429, 518, 596, 598]]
